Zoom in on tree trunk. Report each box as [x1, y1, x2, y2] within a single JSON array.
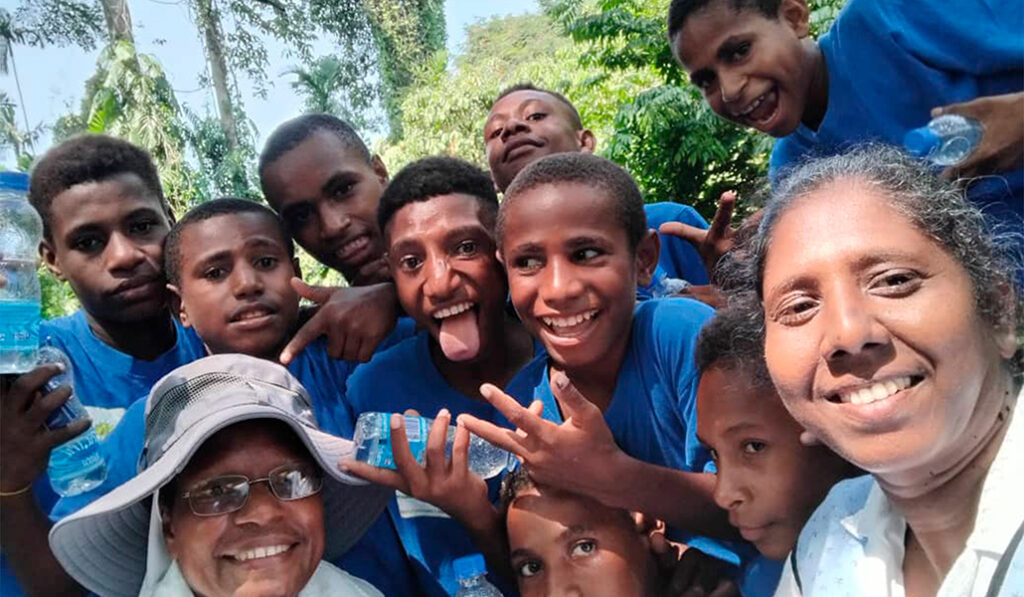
[[193, 0, 240, 152], [98, 0, 135, 44]]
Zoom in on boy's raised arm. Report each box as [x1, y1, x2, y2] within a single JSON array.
[[1, 367, 88, 596], [461, 379, 737, 540]]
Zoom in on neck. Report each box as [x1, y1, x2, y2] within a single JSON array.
[[85, 309, 178, 361], [801, 40, 829, 132], [431, 314, 535, 399], [880, 373, 1017, 581], [554, 326, 631, 413]]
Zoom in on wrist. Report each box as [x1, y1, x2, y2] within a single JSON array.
[[0, 483, 32, 498], [595, 449, 640, 510]]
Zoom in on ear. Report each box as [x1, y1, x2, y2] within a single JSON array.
[[634, 230, 660, 287], [160, 502, 179, 557], [799, 429, 823, 447], [40, 239, 65, 281], [495, 249, 505, 267], [167, 283, 189, 328], [371, 155, 389, 185], [578, 129, 597, 154], [779, 0, 811, 38]]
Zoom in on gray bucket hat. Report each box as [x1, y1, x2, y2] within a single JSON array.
[[48, 354, 391, 597]]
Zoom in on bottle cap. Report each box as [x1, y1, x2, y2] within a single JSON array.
[[453, 553, 487, 580], [0, 171, 29, 192], [903, 126, 939, 158]]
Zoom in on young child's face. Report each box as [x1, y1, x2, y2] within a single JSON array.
[[260, 130, 388, 285], [673, 0, 812, 137], [42, 172, 172, 323], [484, 90, 593, 193], [696, 363, 847, 560], [384, 193, 506, 362], [499, 183, 655, 373], [171, 213, 300, 360], [507, 485, 658, 597]]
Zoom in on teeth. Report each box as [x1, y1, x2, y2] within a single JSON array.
[[737, 93, 765, 116], [839, 376, 913, 405], [433, 301, 474, 320], [237, 309, 269, 321], [541, 310, 598, 329], [339, 236, 368, 256], [234, 544, 290, 562]]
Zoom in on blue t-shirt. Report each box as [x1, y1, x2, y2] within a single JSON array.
[[640, 202, 711, 299], [1, 310, 205, 597], [769, 0, 1024, 236], [344, 331, 553, 597], [48, 323, 423, 597], [522, 299, 782, 596]]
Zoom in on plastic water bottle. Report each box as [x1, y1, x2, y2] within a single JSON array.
[[0, 171, 42, 374], [649, 269, 691, 298], [903, 114, 983, 167], [36, 345, 108, 497], [453, 554, 504, 597], [353, 412, 515, 479]]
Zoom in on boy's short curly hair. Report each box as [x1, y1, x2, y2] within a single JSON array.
[[499, 152, 647, 252], [258, 113, 371, 183], [29, 135, 168, 239], [377, 156, 498, 235], [668, 0, 781, 42], [695, 298, 772, 385], [492, 83, 583, 131], [164, 198, 294, 286]]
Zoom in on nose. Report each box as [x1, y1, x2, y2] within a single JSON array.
[[713, 469, 747, 511], [230, 263, 264, 299], [423, 252, 460, 302], [318, 201, 351, 241], [501, 116, 529, 141], [233, 482, 284, 526], [539, 257, 585, 309], [819, 287, 891, 369], [105, 232, 146, 273], [548, 576, 583, 597], [719, 69, 747, 105]]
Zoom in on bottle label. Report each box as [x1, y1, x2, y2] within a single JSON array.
[[372, 415, 430, 470]]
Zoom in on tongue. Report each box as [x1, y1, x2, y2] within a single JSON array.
[[438, 310, 480, 361]]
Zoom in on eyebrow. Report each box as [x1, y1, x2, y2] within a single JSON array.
[[716, 36, 749, 60], [65, 207, 162, 239], [559, 523, 593, 541], [722, 421, 764, 436], [506, 241, 544, 255], [765, 250, 925, 299], [320, 171, 359, 196], [189, 237, 284, 268]]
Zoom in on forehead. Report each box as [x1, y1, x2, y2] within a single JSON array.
[[501, 182, 625, 245], [488, 90, 574, 123], [696, 364, 792, 438], [508, 488, 633, 542], [178, 212, 288, 261], [762, 181, 940, 289], [180, 422, 309, 482], [387, 193, 491, 242], [674, 2, 770, 69], [49, 172, 165, 233], [261, 130, 369, 207]]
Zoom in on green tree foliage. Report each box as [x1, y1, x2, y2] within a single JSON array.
[[285, 55, 381, 131], [378, 12, 660, 173]]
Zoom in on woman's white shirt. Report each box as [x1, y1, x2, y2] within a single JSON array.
[[775, 389, 1024, 597], [144, 559, 384, 597]]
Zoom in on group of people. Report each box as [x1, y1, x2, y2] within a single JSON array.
[[1, 0, 1021, 596]]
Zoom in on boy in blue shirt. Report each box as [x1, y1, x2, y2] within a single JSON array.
[[461, 152, 774, 595], [483, 83, 717, 299], [667, 0, 1023, 234], [51, 198, 420, 597], [0, 135, 207, 597], [340, 157, 552, 596]]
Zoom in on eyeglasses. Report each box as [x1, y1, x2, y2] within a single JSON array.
[[180, 462, 324, 516]]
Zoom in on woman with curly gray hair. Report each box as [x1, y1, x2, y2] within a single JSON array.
[[729, 145, 1022, 597]]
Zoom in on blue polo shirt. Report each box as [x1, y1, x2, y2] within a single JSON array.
[[344, 331, 553, 597], [770, 0, 1023, 238], [522, 299, 782, 596]]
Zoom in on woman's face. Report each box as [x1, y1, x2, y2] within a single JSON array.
[[761, 180, 1014, 478]]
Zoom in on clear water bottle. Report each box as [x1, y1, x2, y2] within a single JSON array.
[[36, 345, 108, 497], [453, 554, 504, 597], [903, 114, 983, 167], [353, 412, 515, 479], [0, 171, 42, 374], [649, 269, 692, 298]]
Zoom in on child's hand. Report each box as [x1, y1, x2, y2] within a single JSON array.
[[657, 544, 739, 597], [658, 191, 737, 278], [460, 372, 627, 505], [0, 365, 90, 495], [280, 279, 398, 364], [340, 409, 496, 526], [933, 92, 1024, 180]]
